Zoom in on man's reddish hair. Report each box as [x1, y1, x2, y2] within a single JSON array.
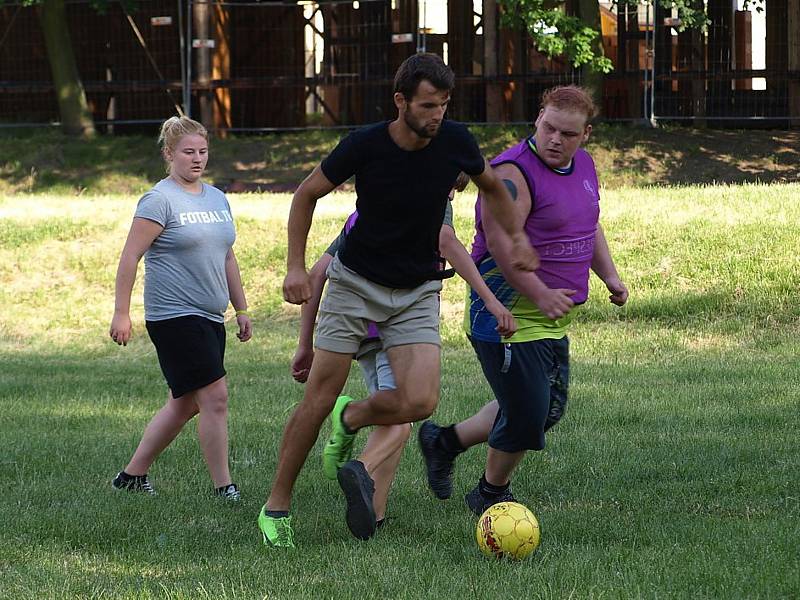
[[541, 85, 598, 121]]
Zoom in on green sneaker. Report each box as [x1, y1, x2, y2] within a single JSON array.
[[257, 505, 295, 548], [322, 395, 357, 480]]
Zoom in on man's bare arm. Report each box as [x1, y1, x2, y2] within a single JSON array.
[[283, 166, 337, 304], [472, 159, 539, 271]]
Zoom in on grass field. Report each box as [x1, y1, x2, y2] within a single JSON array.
[[1, 184, 799, 599]]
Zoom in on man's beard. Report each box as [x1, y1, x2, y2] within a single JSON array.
[[404, 112, 440, 138]]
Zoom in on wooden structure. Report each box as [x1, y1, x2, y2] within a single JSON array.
[[0, 0, 798, 130]]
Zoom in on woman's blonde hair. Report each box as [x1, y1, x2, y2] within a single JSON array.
[[158, 116, 208, 170]]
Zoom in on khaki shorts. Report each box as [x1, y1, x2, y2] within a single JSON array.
[[315, 255, 442, 355]]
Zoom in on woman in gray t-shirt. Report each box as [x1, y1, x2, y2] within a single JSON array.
[[108, 116, 252, 501]]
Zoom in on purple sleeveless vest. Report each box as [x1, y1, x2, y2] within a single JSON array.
[[470, 137, 600, 304]]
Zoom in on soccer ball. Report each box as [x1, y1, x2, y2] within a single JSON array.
[[475, 501, 540, 560]]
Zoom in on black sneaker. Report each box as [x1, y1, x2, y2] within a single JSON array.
[[337, 460, 377, 541], [418, 421, 457, 500], [465, 483, 515, 516], [112, 471, 156, 496], [216, 483, 241, 501]]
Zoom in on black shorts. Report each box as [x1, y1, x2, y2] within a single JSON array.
[[145, 315, 227, 399], [469, 336, 570, 453]]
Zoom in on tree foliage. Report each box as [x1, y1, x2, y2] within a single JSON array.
[[498, 0, 714, 74]]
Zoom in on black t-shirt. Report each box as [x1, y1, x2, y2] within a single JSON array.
[[320, 120, 485, 288]]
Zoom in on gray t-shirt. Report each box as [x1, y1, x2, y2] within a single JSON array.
[[135, 178, 236, 322], [325, 200, 454, 257]]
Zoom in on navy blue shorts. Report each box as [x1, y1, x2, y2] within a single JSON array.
[[469, 336, 569, 452], [146, 315, 226, 399]]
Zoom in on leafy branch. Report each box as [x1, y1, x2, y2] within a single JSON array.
[[498, 0, 714, 74]]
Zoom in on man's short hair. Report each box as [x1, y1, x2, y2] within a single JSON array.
[[541, 85, 598, 122], [394, 53, 455, 100]]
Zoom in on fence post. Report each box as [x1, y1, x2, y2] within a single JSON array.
[[178, 0, 188, 118], [193, 0, 213, 130], [185, 0, 193, 118]]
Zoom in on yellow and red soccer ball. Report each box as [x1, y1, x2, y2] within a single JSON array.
[[475, 501, 540, 560]]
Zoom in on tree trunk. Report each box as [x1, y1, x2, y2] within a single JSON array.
[[484, 0, 504, 122], [573, 0, 605, 116], [38, 0, 95, 137]]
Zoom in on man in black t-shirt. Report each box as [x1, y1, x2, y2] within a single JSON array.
[[258, 53, 538, 548]]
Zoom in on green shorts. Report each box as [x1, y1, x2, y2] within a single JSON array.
[[315, 255, 442, 355]]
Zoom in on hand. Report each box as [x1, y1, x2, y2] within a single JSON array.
[[605, 277, 629, 306], [236, 314, 253, 342], [532, 287, 576, 320], [291, 345, 314, 383], [109, 312, 132, 346], [486, 301, 517, 338], [453, 171, 471, 192], [509, 232, 539, 272], [283, 266, 311, 305]]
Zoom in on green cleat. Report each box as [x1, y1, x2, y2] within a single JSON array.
[[258, 505, 295, 548], [322, 395, 357, 480]]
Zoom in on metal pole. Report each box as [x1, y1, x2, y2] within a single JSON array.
[[643, 2, 649, 122], [185, 0, 193, 118], [417, 0, 426, 53], [178, 0, 187, 116], [649, 1, 656, 126]]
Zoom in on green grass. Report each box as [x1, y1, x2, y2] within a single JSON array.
[[1, 185, 799, 598]]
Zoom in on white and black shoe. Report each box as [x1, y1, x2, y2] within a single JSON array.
[[112, 471, 156, 496], [215, 483, 241, 501]]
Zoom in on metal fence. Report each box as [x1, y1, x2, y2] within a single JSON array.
[[636, 1, 800, 124], [0, 0, 797, 131], [0, 0, 185, 130]]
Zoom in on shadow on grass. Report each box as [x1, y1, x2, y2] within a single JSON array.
[[588, 126, 800, 187], [580, 288, 800, 326], [1, 126, 797, 195]]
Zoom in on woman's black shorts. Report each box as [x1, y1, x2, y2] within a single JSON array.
[[145, 315, 226, 398]]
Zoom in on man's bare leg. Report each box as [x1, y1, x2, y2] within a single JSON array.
[[343, 343, 441, 429], [332, 344, 439, 540], [464, 446, 526, 516], [454, 400, 499, 448], [358, 424, 411, 521], [265, 348, 352, 511], [484, 447, 525, 487]]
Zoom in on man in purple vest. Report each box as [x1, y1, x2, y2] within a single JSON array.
[[418, 85, 629, 514]]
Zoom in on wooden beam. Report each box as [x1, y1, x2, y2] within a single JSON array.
[[789, 0, 800, 125], [677, 0, 706, 124], [483, 0, 503, 121], [707, 0, 735, 117], [212, 3, 231, 135]]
